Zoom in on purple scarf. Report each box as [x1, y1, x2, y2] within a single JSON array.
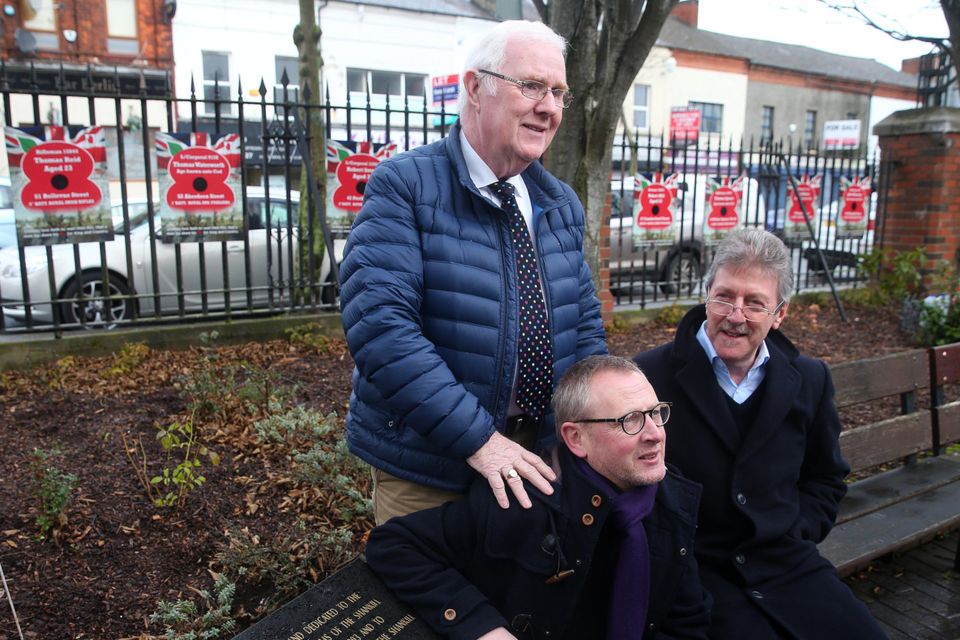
[[575, 457, 659, 640]]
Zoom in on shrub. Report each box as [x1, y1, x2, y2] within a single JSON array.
[[253, 407, 372, 521], [654, 303, 686, 327], [215, 523, 354, 617], [102, 342, 151, 379], [30, 448, 78, 539], [150, 572, 238, 640], [856, 247, 925, 306], [915, 293, 960, 346]]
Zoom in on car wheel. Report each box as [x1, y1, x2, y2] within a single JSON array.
[[320, 270, 339, 305], [59, 271, 134, 329], [660, 251, 702, 296]]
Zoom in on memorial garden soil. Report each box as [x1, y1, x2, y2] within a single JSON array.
[[0, 301, 916, 639]]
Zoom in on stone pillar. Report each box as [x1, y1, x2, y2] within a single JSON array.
[[874, 107, 960, 284]]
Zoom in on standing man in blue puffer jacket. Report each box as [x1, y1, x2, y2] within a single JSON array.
[[339, 19, 608, 525]]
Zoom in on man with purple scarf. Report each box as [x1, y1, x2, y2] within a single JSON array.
[[365, 355, 710, 639]]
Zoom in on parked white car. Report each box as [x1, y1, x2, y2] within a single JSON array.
[[0, 177, 14, 250], [0, 189, 343, 329]]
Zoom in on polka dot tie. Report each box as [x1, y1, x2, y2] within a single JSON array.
[[491, 180, 553, 419]]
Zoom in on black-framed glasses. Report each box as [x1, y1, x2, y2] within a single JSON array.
[[705, 298, 785, 323], [477, 69, 574, 108], [575, 402, 672, 435]]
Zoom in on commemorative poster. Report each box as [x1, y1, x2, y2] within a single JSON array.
[[4, 125, 112, 246], [703, 175, 745, 244], [325, 140, 397, 230], [631, 172, 680, 244], [784, 174, 821, 241], [837, 176, 871, 240], [156, 131, 243, 242]]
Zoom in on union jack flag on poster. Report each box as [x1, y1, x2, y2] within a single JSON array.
[[155, 132, 242, 170], [703, 175, 746, 244], [324, 140, 398, 229], [632, 172, 680, 244], [3, 125, 112, 246], [155, 131, 244, 243]]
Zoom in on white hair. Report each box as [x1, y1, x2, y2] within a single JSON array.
[[458, 20, 567, 111]]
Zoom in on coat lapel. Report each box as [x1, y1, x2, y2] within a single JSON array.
[[738, 341, 801, 459], [673, 343, 743, 456]]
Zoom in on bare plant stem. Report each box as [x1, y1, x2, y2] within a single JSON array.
[[0, 560, 25, 640]]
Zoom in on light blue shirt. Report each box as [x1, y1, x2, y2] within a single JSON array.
[[695, 321, 771, 404]]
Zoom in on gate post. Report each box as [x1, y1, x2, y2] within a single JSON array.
[[874, 107, 960, 285]]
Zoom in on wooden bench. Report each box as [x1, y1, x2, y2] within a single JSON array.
[[817, 345, 960, 577]]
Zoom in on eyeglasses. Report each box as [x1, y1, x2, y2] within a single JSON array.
[[705, 298, 785, 323], [575, 402, 672, 435], [477, 69, 574, 108]]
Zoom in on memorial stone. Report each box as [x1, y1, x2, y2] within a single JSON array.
[[233, 557, 439, 640]]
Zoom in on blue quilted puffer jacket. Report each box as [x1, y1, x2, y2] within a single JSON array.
[[339, 125, 607, 491]]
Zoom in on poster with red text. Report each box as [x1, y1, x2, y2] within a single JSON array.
[[703, 175, 745, 243], [837, 176, 871, 239], [632, 172, 679, 244], [156, 132, 243, 242], [4, 125, 111, 246], [325, 140, 398, 230], [784, 175, 821, 241]]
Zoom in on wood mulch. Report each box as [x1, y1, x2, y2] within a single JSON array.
[[0, 300, 937, 639]]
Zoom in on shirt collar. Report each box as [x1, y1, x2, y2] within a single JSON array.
[[695, 320, 770, 374], [459, 129, 527, 200]]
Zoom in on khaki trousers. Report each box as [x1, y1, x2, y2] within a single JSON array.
[[371, 423, 539, 525]]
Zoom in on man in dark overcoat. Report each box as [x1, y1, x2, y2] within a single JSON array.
[[365, 355, 710, 639], [634, 228, 887, 639]]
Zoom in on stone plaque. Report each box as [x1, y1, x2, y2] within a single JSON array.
[[234, 557, 439, 640]]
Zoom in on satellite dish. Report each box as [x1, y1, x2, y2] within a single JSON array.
[[15, 28, 37, 54]]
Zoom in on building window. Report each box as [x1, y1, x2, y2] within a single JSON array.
[[274, 56, 300, 115], [202, 51, 234, 115], [106, 0, 138, 54], [633, 84, 650, 129], [761, 106, 774, 143], [689, 101, 723, 134], [347, 68, 427, 100], [804, 110, 817, 149], [22, 0, 59, 50]]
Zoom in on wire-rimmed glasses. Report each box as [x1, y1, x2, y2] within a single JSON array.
[[477, 69, 574, 108], [705, 298, 785, 323]]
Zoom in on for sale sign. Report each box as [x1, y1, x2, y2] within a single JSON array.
[[4, 125, 112, 246], [156, 131, 243, 242], [823, 120, 861, 150]]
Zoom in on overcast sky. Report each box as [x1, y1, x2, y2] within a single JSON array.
[[697, 0, 949, 71]]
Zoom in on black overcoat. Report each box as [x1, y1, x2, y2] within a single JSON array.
[[365, 447, 711, 640], [634, 305, 886, 639]]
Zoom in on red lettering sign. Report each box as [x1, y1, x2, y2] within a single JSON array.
[[333, 154, 380, 212], [20, 141, 102, 211], [635, 183, 676, 230], [165, 147, 235, 211], [707, 185, 740, 230]]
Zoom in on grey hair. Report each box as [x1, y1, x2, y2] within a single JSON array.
[[458, 20, 568, 111], [704, 227, 794, 304], [552, 355, 644, 436]]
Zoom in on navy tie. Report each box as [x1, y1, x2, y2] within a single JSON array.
[[491, 180, 553, 419]]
